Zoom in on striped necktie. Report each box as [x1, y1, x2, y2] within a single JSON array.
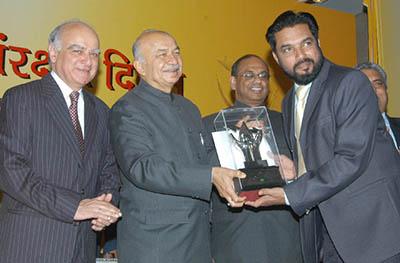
[[69, 91, 85, 155]]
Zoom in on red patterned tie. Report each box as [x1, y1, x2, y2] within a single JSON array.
[[69, 91, 85, 155]]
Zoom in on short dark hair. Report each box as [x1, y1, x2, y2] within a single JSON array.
[[231, 54, 268, 77], [266, 10, 319, 51]]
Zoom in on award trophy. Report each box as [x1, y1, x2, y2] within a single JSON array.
[[212, 106, 288, 201]]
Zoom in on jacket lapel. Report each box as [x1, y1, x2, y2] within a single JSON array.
[[41, 74, 82, 164], [82, 91, 98, 160], [388, 117, 400, 149], [283, 89, 296, 153], [299, 59, 330, 147]]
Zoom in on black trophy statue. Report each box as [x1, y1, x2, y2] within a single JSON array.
[[231, 122, 283, 192]]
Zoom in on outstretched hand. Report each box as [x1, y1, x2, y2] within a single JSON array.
[[212, 167, 246, 207], [245, 187, 286, 208]]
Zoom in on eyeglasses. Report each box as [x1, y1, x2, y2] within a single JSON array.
[[240, 71, 269, 81]]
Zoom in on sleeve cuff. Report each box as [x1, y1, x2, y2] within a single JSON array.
[[284, 190, 290, 205]]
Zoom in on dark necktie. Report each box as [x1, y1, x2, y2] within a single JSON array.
[[69, 91, 85, 155]]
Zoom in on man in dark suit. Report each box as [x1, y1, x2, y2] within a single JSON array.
[[356, 62, 400, 152], [203, 54, 302, 263], [109, 29, 246, 263], [246, 11, 400, 263], [0, 21, 121, 263]]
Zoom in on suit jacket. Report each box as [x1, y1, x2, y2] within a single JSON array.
[[388, 115, 400, 151], [0, 74, 120, 263], [282, 59, 400, 263], [110, 80, 213, 263], [203, 101, 302, 263]]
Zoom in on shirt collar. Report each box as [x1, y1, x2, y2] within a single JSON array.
[[294, 82, 312, 92], [382, 112, 390, 126], [51, 71, 83, 101]]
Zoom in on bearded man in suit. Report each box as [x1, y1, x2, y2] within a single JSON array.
[[246, 11, 400, 263]]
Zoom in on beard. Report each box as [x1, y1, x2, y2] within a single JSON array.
[[280, 49, 324, 85]]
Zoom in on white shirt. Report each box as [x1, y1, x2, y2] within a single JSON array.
[[51, 71, 85, 137], [382, 112, 398, 149]]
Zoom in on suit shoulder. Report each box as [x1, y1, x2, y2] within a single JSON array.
[[174, 94, 196, 107], [1, 80, 45, 113], [110, 89, 142, 113], [202, 112, 218, 123], [329, 62, 368, 85], [202, 112, 218, 132], [83, 91, 110, 116], [3, 79, 43, 98]]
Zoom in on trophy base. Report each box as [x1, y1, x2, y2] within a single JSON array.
[[234, 166, 285, 201], [238, 189, 260, 202]]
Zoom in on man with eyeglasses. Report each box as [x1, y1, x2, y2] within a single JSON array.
[[0, 20, 121, 263], [356, 62, 400, 153], [203, 54, 302, 263]]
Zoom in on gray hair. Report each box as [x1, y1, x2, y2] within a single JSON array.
[[48, 19, 95, 51], [355, 62, 387, 87], [132, 29, 172, 63]]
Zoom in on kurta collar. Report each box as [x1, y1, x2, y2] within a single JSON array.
[[138, 80, 174, 102]]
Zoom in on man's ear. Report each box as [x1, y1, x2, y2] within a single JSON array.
[[48, 44, 58, 64], [133, 60, 145, 76], [230, 76, 237, 91], [272, 52, 279, 66]]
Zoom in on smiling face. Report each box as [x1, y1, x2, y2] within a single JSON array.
[[134, 32, 182, 93], [231, 56, 269, 107], [272, 23, 323, 85], [48, 22, 100, 91]]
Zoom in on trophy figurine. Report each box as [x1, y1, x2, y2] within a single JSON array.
[[212, 107, 286, 201], [231, 122, 263, 163]]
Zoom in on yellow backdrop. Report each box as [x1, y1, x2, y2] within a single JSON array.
[[0, 0, 356, 116]]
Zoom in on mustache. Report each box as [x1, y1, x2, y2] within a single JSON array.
[[163, 64, 181, 72], [293, 58, 314, 70]]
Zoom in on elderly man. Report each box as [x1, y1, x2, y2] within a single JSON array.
[[0, 20, 121, 263], [203, 54, 302, 263], [246, 11, 400, 263], [110, 29, 245, 263], [356, 62, 400, 152]]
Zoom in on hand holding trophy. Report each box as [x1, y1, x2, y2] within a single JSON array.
[[212, 107, 296, 201]]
